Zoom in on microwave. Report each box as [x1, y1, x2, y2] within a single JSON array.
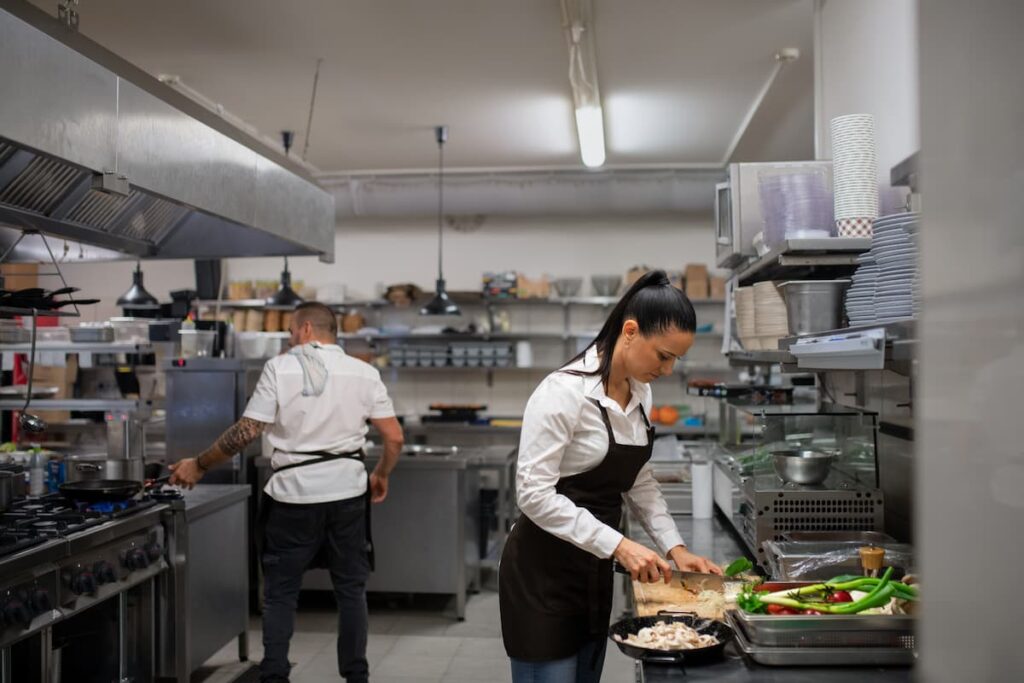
[[715, 161, 833, 268]]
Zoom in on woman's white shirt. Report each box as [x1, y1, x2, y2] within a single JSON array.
[[515, 347, 685, 559]]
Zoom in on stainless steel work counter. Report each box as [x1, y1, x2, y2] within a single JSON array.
[[177, 483, 251, 520], [632, 514, 913, 682]]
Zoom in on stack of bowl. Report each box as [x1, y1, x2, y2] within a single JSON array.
[[735, 286, 758, 350], [753, 281, 789, 350]]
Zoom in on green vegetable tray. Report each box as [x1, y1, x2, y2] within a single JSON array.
[[730, 582, 916, 649]]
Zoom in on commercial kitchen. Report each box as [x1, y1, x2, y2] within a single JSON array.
[[0, 1, 1020, 682]]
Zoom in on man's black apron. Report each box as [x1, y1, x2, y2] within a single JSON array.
[[500, 399, 654, 661], [257, 449, 375, 570]]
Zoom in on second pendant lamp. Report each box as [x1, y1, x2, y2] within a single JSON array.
[[420, 125, 460, 316]]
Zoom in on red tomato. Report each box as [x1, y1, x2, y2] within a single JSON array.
[[803, 609, 825, 615], [766, 604, 799, 615], [827, 591, 853, 603]]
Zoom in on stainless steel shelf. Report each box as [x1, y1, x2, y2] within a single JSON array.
[[0, 306, 80, 318], [735, 237, 870, 285], [339, 332, 564, 342], [779, 319, 917, 348], [727, 349, 796, 366], [339, 331, 722, 343], [199, 297, 726, 310], [0, 399, 150, 411], [0, 342, 155, 353]]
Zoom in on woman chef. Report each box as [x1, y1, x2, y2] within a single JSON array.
[[499, 270, 721, 682]]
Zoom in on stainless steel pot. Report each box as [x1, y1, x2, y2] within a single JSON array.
[[779, 280, 850, 335], [772, 449, 834, 485], [0, 470, 14, 511], [64, 455, 144, 484]]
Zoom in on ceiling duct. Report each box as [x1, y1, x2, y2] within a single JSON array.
[[0, 3, 334, 262], [320, 168, 724, 220]]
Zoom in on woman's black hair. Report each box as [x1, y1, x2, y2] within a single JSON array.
[[562, 269, 696, 388]]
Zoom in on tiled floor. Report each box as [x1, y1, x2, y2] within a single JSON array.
[[198, 572, 637, 682]]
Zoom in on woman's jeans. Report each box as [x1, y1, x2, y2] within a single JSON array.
[[510, 638, 608, 683]]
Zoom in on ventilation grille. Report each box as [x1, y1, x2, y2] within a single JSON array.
[[65, 188, 134, 228], [116, 194, 188, 243], [0, 142, 14, 166], [0, 156, 86, 214]]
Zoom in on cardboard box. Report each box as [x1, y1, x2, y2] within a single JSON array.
[[710, 275, 727, 300], [684, 264, 710, 300], [30, 355, 78, 423], [0, 264, 38, 291]]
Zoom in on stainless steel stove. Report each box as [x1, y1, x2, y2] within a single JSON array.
[[0, 489, 181, 683]]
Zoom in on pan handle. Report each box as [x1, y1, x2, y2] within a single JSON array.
[[75, 463, 102, 472], [144, 475, 172, 488]]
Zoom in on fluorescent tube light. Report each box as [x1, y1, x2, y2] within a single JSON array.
[[575, 105, 606, 168]]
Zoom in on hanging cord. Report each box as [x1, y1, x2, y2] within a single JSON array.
[[436, 128, 445, 280], [302, 58, 324, 162], [21, 308, 37, 415]]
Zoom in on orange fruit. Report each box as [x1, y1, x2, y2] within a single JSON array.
[[658, 406, 680, 425], [649, 406, 662, 423]]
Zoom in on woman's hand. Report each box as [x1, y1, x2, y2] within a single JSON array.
[[668, 545, 723, 575], [614, 538, 673, 584]]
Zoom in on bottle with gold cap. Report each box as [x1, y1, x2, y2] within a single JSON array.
[[859, 546, 886, 577]]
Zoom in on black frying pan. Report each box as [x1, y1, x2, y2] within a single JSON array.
[[59, 476, 171, 503], [608, 611, 733, 665]]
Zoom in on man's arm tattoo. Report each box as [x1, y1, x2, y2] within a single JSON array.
[[215, 417, 267, 455]]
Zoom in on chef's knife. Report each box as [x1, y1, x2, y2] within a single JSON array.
[[612, 561, 741, 593]]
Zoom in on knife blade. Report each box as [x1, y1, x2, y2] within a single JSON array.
[[612, 561, 745, 593]]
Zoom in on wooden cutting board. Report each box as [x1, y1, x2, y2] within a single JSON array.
[[631, 579, 726, 620]]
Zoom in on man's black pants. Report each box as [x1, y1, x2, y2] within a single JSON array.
[[260, 496, 370, 682]]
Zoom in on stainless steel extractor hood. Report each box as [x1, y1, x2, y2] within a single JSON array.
[[0, 2, 334, 263]]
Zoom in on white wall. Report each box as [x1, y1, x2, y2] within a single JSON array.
[[55, 214, 724, 418], [815, 0, 919, 181], [59, 214, 718, 321]]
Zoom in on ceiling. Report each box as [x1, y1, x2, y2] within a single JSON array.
[[27, 0, 815, 173]]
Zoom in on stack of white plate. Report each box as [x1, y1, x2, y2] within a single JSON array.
[[831, 114, 878, 238], [753, 281, 789, 349], [735, 286, 758, 349], [843, 212, 920, 325]]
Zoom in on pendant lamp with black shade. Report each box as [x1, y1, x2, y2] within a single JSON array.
[[266, 256, 304, 307], [421, 125, 461, 316], [116, 261, 160, 311]]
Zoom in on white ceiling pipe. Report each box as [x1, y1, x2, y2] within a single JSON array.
[[322, 168, 724, 219]]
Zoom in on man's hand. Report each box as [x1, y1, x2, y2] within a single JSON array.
[[369, 471, 388, 503], [168, 458, 205, 490], [613, 538, 673, 584], [668, 545, 722, 575]]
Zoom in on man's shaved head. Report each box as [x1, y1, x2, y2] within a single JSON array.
[[293, 302, 337, 337]]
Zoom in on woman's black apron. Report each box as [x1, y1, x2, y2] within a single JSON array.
[[500, 399, 654, 661], [256, 449, 375, 570]]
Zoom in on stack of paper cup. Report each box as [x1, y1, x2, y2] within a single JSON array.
[[831, 114, 878, 238], [735, 286, 758, 350]]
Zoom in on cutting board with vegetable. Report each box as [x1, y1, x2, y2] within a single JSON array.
[[631, 558, 754, 620]]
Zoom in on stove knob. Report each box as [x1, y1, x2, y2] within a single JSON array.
[[71, 571, 97, 596], [93, 561, 117, 585], [30, 589, 52, 614], [3, 599, 33, 628], [124, 548, 150, 571], [144, 542, 163, 563]]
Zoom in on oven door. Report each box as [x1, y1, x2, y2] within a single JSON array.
[[715, 181, 740, 267]]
